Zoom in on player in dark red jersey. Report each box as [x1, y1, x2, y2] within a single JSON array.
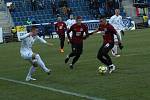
[[55, 16, 67, 53], [65, 16, 89, 69], [89, 17, 123, 73]]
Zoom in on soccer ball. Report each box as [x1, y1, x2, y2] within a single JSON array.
[[98, 65, 108, 74]]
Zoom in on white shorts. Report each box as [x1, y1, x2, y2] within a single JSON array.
[[114, 30, 122, 42], [20, 50, 33, 60]]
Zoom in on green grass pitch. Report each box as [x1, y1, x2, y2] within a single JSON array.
[[0, 28, 150, 100]]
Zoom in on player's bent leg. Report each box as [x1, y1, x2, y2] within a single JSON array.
[[97, 47, 110, 66], [65, 52, 75, 64], [112, 42, 120, 57], [34, 54, 51, 74], [70, 54, 81, 69], [60, 36, 65, 53]]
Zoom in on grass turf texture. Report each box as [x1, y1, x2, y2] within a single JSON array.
[[0, 28, 150, 100]]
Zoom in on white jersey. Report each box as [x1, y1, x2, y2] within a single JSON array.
[[66, 19, 76, 29], [109, 15, 124, 31], [20, 33, 47, 55]]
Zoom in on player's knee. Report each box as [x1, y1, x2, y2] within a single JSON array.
[[76, 52, 82, 57], [33, 62, 38, 67], [32, 53, 36, 59], [35, 54, 40, 59]]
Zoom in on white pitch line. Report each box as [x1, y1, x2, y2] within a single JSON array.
[[0, 77, 105, 100]]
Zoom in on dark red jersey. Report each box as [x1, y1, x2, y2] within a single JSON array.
[[67, 23, 88, 44], [55, 21, 67, 36], [98, 23, 117, 44]]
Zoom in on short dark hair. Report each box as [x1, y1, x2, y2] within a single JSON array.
[[100, 16, 106, 20], [31, 26, 38, 30]]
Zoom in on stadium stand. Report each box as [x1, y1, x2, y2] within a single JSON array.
[[4, 0, 92, 25], [4, 0, 126, 26]]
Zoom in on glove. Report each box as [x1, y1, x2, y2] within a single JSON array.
[[119, 43, 124, 50], [120, 30, 125, 36]]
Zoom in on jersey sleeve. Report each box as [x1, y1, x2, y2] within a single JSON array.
[[36, 36, 47, 44], [20, 33, 30, 40]]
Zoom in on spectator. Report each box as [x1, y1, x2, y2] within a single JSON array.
[[26, 18, 32, 25], [38, 24, 45, 38], [51, 1, 59, 15], [38, 0, 44, 10], [9, 2, 15, 13], [99, 6, 105, 17], [143, 14, 149, 27], [67, 7, 72, 18], [31, 0, 37, 11], [89, 0, 99, 18], [44, 22, 54, 38], [59, 0, 68, 8], [11, 27, 17, 40]]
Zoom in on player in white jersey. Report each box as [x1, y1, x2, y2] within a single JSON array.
[[20, 26, 53, 81], [109, 9, 124, 57], [66, 14, 76, 43], [66, 14, 76, 29]]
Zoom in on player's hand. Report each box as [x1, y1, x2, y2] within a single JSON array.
[[46, 43, 53, 46], [121, 30, 125, 36], [119, 43, 123, 50]]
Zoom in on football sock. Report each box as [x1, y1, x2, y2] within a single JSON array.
[[72, 55, 80, 65], [35, 54, 50, 72], [27, 66, 35, 77], [112, 44, 118, 55]]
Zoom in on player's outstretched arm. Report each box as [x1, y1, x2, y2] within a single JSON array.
[[37, 36, 54, 46], [46, 42, 53, 46], [89, 28, 99, 35], [20, 33, 30, 40]]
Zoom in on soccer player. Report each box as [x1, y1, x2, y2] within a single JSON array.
[[66, 14, 76, 29], [89, 17, 123, 73], [66, 14, 76, 44], [55, 16, 67, 53], [20, 26, 53, 81], [65, 16, 89, 69], [109, 9, 124, 57]]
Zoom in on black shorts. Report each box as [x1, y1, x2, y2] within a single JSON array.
[[71, 43, 83, 55], [98, 43, 114, 55], [59, 35, 65, 41]]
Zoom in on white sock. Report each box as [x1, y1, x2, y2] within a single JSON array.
[[112, 44, 118, 55], [27, 66, 35, 77], [35, 54, 50, 72]]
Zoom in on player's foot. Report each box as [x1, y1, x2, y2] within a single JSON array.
[[113, 54, 120, 57], [26, 76, 36, 81], [65, 55, 69, 64], [46, 69, 51, 75], [60, 49, 64, 53], [108, 64, 116, 74], [69, 64, 74, 69]]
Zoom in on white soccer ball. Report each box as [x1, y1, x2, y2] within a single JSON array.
[[98, 65, 108, 74]]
